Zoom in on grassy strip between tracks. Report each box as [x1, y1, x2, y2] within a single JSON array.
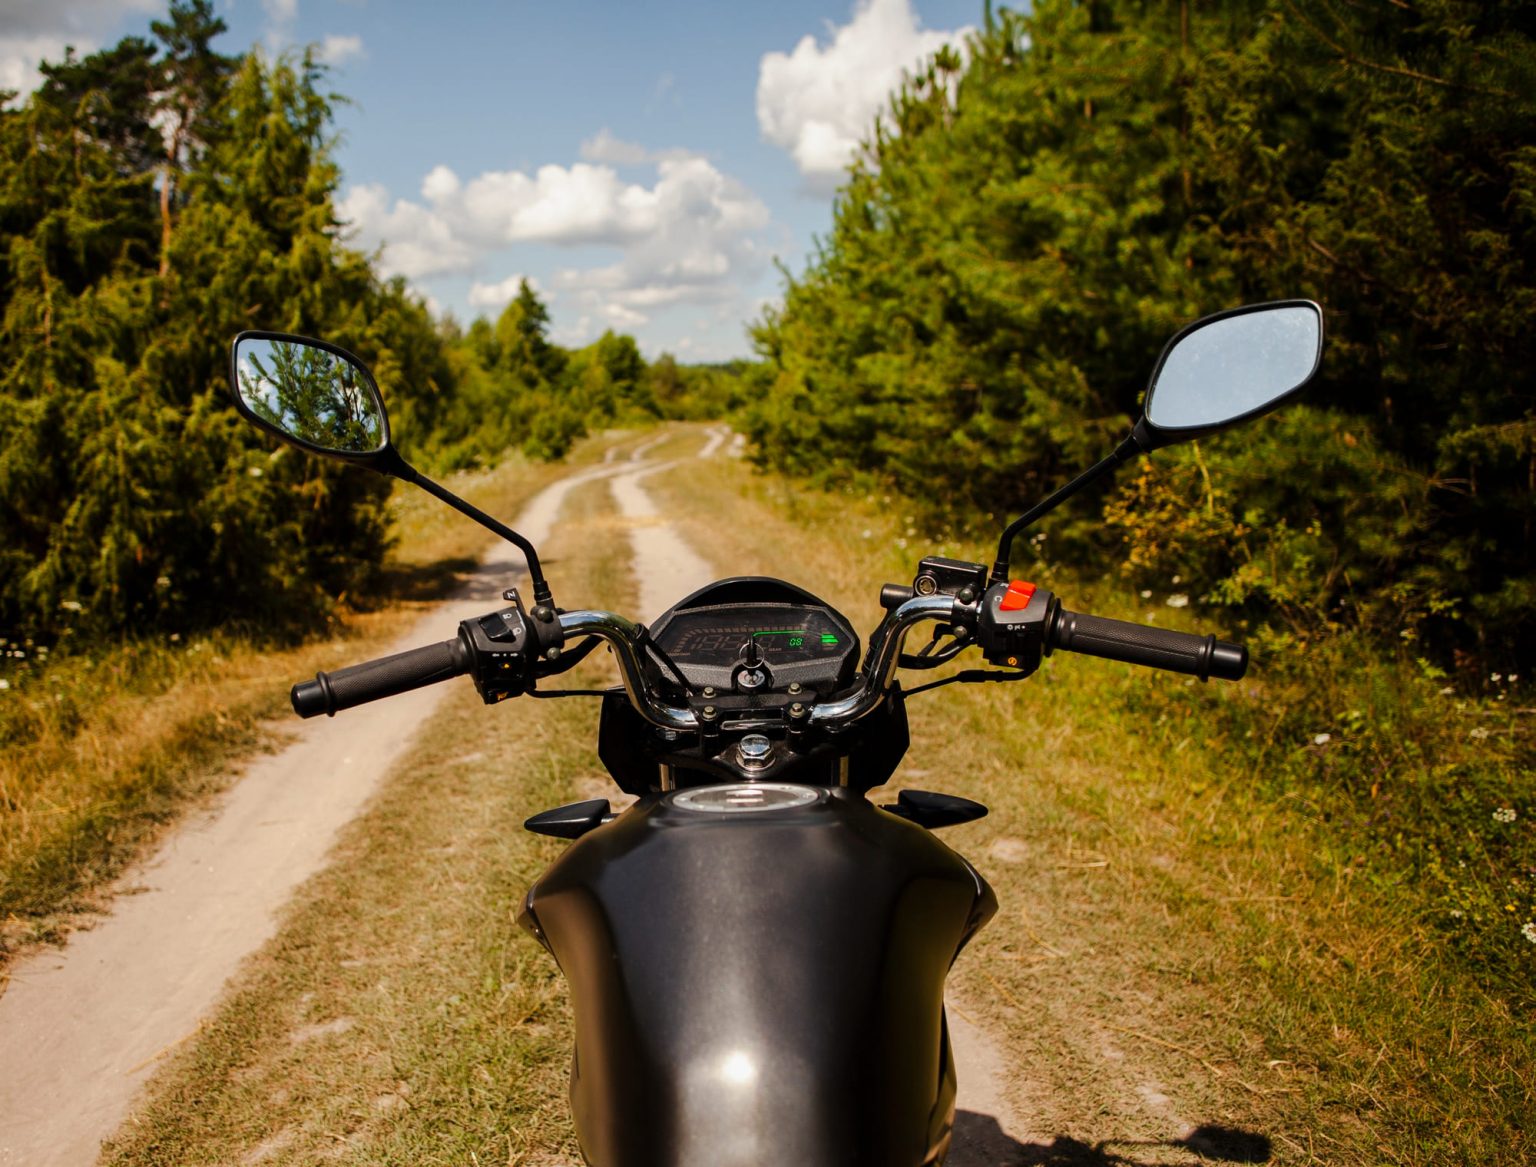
[[0, 430, 648, 975], [106, 426, 1531, 1166]]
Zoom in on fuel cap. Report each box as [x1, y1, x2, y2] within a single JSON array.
[[673, 783, 820, 814]]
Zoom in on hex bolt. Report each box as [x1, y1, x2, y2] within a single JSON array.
[[701, 686, 717, 698], [701, 706, 718, 720], [787, 682, 803, 695], [789, 702, 806, 718]]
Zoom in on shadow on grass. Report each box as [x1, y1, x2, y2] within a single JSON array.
[[377, 557, 482, 605], [950, 1112, 1272, 1165]]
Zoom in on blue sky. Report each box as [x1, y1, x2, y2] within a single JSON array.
[[3, 0, 985, 360]]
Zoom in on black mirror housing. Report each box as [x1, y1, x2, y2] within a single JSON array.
[[229, 331, 397, 468], [1133, 300, 1324, 451]]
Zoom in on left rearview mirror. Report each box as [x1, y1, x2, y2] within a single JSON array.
[[230, 332, 391, 460]]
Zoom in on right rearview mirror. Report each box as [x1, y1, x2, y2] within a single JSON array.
[[1137, 300, 1323, 448]]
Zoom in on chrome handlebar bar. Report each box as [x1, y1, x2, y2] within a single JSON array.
[[556, 594, 961, 732]]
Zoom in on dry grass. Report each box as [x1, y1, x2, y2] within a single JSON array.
[[86, 425, 1535, 1164], [645, 437, 1535, 1165], [0, 431, 648, 970]]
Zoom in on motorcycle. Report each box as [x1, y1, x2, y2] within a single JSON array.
[[229, 299, 1323, 1166]]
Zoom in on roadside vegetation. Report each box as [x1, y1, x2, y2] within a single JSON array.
[[0, 434, 644, 971], [747, 0, 1536, 671]]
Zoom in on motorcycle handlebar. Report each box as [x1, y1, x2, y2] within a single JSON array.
[[292, 637, 471, 718], [287, 591, 1247, 724], [1048, 608, 1247, 681]]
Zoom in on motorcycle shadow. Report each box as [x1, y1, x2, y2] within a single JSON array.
[[949, 1111, 1272, 1165]]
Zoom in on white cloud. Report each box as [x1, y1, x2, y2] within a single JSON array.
[[263, 0, 299, 23], [317, 34, 364, 66], [339, 152, 772, 331], [467, 274, 546, 312], [580, 128, 653, 167], [547, 155, 771, 329], [578, 128, 703, 168], [336, 182, 476, 279], [0, 0, 159, 100], [757, 0, 971, 187]]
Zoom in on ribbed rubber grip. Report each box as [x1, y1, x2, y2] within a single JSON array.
[[1050, 609, 1247, 681], [291, 637, 469, 718]]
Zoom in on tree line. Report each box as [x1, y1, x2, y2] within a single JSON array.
[[747, 0, 1536, 669], [0, 2, 736, 653]]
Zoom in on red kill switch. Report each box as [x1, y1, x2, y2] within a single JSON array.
[[1000, 581, 1037, 612]]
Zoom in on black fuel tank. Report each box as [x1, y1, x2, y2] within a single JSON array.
[[519, 784, 996, 1167]]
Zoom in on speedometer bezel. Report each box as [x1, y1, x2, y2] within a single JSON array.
[[646, 577, 860, 694]]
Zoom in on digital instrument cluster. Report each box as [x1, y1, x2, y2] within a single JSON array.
[[646, 580, 860, 694]]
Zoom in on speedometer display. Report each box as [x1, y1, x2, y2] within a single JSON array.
[[645, 581, 860, 693], [659, 607, 848, 665]]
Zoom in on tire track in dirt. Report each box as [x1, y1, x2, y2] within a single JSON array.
[[0, 450, 654, 1167]]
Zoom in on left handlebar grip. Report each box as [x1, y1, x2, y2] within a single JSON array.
[[292, 637, 471, 718]]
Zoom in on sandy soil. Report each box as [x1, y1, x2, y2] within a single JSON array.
[[0, 455, 641, 1167]]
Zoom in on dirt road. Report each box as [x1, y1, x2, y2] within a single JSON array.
[[0, 449, 656, 1167]]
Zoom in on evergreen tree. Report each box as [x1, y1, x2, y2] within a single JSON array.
[[750, 0, 1536, 665]]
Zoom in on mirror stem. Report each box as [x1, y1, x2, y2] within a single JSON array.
[[384, 452, 554, 608], [990, 434, 1144, 588]]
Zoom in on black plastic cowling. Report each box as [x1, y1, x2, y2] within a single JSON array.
[[291, 637, 471, 718], [1048, 609, 1247, 681]]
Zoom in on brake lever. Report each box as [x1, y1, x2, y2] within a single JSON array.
[[536, 635, 603, 678], [897, 625, 969, 670]]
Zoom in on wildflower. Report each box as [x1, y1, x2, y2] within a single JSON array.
[[1140, 590, 1152, 599], [1172, 575, 1182, 584], [60, 600, 83, 613], [861, 529, 872, 539], [1450, 910, 1464, 919], [1166, 594, 1190, 609], [1492, 673, 1503, 684], [248, 466, 264, 477], [1470, 727, 1491, 741], [1493, 807, 1517, 824], [169, 633, 181, 643], [0, 680, 9, 691], [1524, 922, 1536, 945], [156, 576, 171, 589], [1313, 732, 1332, 746], [1511, 675, 1521, 684], [1439, 687, 1454, 696]]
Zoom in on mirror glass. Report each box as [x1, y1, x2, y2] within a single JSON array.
[[233, 337, 386, 454], [1145, 303, 1321, 431]]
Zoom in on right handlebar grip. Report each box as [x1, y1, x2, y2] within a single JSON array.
[[1050, 609, 1247, 681], [292, 637, 471, 718]]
